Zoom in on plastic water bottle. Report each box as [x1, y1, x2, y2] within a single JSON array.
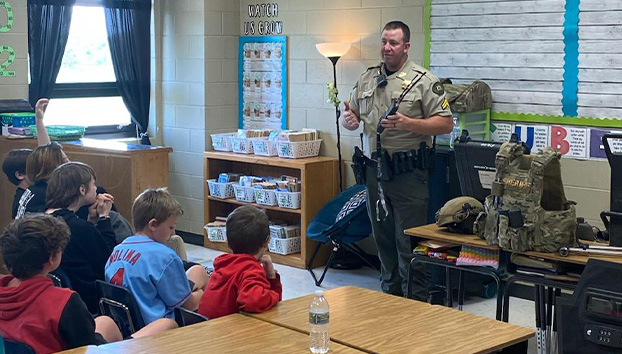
[[449, 117, 461, 148], [309, 290, 330, 354]]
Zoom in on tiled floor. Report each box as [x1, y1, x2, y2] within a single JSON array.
[[187, 243, 540, 353]]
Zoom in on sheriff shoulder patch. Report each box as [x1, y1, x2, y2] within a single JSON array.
[[432, 82, 444, 96], [441, 98, 449, 110]]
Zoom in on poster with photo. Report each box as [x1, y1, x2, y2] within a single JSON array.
[[238, 36, 287, 130]]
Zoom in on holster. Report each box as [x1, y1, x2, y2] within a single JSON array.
[[352, 146, 367, 185]]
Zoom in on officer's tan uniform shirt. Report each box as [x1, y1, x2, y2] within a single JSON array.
[[348, 60, 452, 158]]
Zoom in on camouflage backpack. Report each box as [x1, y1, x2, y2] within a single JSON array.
[[473, 142, 576, 252], [440, 80, 492, 113]]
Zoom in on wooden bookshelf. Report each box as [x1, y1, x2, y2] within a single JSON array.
[[204, 151, 339, 269]]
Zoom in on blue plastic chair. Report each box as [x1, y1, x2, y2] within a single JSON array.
[[96, 280, 145, 338], [306, 185, 379, 286]]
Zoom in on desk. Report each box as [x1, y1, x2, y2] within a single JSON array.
[[0, 137, 172, 228], [404, 223, 622, 265], [56, 346, 105, 354], [91, 314, 362, 354], [247, 286, 533, 354]]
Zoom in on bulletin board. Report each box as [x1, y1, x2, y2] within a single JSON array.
[[0, 1, 16, 77], [238, 36, 287, 130]]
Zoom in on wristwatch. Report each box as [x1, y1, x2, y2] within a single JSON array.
[[98, 215, 111, 222]]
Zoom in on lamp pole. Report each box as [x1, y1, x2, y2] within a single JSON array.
[[329, 56, 343, 192]]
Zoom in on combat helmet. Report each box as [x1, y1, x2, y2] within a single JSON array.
[[435, 196, 484, 234]]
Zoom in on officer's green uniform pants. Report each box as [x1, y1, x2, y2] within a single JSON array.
[[365, 165, 429, 301]]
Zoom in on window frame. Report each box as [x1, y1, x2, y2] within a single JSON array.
[[48, 0, 136, 138]]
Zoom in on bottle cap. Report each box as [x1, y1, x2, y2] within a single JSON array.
[[314, 290, 324, 297]]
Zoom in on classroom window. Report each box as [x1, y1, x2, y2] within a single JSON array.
[[45, 4, 134, 136]]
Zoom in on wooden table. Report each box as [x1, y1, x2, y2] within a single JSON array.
[[405, 223, 622, 265], [90, 314, 362, 354], [247, 286, 533, 354], [0, 137, 172, 228], [56, 346, 105, 354]]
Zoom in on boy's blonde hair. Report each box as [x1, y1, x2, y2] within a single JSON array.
[[132, 188, 183, 231]]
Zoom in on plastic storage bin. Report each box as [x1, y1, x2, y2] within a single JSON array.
[[268, 236, 301, 255], [1, 113, 35, 127], [251, 138, 278, 156], [276, 140, 322, 159], [233, 184, 255, 203], [210, 133, 236, 151], [207, 179, 235, 199], [30, 125, 86, 141], [231, 137, 255, 154], [276, 191, 301, 209], [269, 225, 301, 239], [204, 224, 227, 242], [254, 189, 277, 206]]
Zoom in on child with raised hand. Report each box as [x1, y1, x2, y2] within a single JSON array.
[[2, 148, 32, 218], [198, 205, 282, 319], [0, 214, 177, 354], [105, 188, 209, 325], [45, 161, 117, 314]]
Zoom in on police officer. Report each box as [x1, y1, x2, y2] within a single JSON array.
[[342, 21, 453, 300]]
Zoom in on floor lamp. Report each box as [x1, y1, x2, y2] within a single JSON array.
[[315, 42, 351, 192]]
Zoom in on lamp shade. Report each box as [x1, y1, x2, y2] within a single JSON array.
[[315, 42, 351, 58]]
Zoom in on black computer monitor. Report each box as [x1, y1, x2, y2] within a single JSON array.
[[453, 137, 501, 203]]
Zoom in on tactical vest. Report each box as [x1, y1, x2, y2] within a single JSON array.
[[441, 80, 492, 113], [474, 142, 576, 252]]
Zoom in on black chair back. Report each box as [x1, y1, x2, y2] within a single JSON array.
[[174, 307, 208, 327], [4, 339, 35, 354], [49, 268, 72, 288], [95, 280, 145, 338]]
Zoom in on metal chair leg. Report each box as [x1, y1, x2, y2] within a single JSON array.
[[458, 270, 465, 311], [307, 242, 339, 287], [446, 267, 453, 308]]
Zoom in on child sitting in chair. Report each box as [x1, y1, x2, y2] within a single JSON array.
[[105, 188, 209, 325], [198, 205, 282, 319], [1, 148, 32, 219], [0, 214, 176, 354]]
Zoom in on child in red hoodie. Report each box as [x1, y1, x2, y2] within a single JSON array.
[[198, 206, 282, 319], [0, 214, 177, 354]]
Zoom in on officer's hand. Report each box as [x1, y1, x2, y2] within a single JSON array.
[[342, 101, 360, 130], [382, 111, 411, 131]]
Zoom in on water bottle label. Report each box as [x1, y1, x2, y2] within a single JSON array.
[[309, 312, 329, 325]]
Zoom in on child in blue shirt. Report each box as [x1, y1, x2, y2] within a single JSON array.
[[105, 188, 209, 324]]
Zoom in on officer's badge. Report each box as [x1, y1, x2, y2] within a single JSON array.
[[441, 98, 449, 110], [432, 82, 444, 96], [401, 80, 411, 89]]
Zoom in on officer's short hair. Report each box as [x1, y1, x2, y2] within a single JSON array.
[[1, 214, 70, 279], [383, 21, 410, 43], [226, 206, 270, 255], [132, 188, 183, 232], [2, 149, 32, 185]]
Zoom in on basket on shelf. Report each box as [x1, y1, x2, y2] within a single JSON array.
[[254, 189, 278, 206], [231, 137, 256, 154], [29, 125, 86, 141], [276, 191, 301, 209], [204, 224, 227, 243], [233, 184, 255, 203], [210, 133, 236, 151], [207, 179, 235, 199], [268, 236, 301, 255], [269, 225, 301, 239], [276, 140, 322, 159], [251, 138, 278, 156]]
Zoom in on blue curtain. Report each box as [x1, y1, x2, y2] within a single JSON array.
[[27, 0, 75, 108], [103, 0, 151, 145]]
